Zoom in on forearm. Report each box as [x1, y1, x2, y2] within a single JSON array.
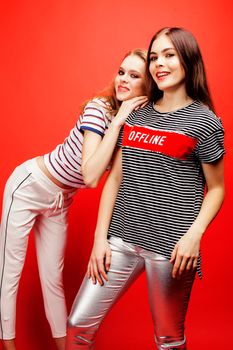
[[190, 185, 225, 238], [82, 96, 148, 187], [82, 121, 122, 187], [171, 158, 225, 277], [94, 149, 122, 240]]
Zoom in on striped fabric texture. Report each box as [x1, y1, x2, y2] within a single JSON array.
[[108, 101, 225, 277], [44, 98, 112, 188]]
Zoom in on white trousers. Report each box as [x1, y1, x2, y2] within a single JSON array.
[[0, 158, 76, 339]]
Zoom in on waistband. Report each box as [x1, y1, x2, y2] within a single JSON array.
[[24, 157, 77, 195], [108, 236, 167, 261]]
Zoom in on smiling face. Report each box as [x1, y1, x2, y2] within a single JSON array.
[[149, 34, 185, 93], [114, 54, 146, 101]]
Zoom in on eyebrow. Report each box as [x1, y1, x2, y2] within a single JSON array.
[[150, 48, 175, 55], [119, 67, 141, 74]]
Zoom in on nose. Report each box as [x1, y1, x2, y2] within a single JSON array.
[[155, 56, 164, 67], [120, 73, 129, 84]]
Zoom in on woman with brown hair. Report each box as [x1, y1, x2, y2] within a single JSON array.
[[66, 28, 225, 349], [0, 49, 148, 350]]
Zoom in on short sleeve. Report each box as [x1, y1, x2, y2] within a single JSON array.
[[196, 122, 225, 163], [80, 100, 107, 137]]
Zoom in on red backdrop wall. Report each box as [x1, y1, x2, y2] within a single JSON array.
[[0, 1, 232, 349]]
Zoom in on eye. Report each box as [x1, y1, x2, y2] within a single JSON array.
[[130, 74, 139, 79], [149, 56, 157, 62], [165, 53, 175, 58], [118, 69, 125, 76]]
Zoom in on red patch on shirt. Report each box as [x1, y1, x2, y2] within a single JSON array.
[[122, 124, 197, 160]]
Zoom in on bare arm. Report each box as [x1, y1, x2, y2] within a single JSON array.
[[81, 96, 147, 187], [87, 148, 123, 284], [170, 157, 225, 278]]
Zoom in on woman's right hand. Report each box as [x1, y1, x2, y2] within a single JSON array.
[[87, 237, 112, 285], [112, 95, 148, 128]]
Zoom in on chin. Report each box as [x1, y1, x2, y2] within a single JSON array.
[[116, 93, 130, 101], [157, 83, 174, 92]]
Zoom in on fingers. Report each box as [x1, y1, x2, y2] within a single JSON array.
[[192, 258, 198, 271], [172, 254, 182, 278], [114, 96, 148, 127], [121, 96, 148, 112], [87, 262, 91, 279], [178, 257, 190, 276], [140, 101, 149, 108], [133, 96, 148, 110], [170, 244, 178, 263], [186, 257, 194, 271], [90, 257, 104, 285], [97, 258, 108, 282], [93, 260, 104, 286], [88, 253, 111, 285], [172, 254, 198, 278], [130, 95, 148, 103], [89, 263, 96, 285], [105, 250, 112, 272], [134, 96, 148, 103]]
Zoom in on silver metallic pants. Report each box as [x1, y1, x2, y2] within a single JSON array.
[[67, 237, 195, 349]]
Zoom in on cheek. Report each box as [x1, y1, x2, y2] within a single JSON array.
[[180, 67, 185, 79], [149, 62, 155, 75], [174, 66, 185, 81], [114, 77, 118, 87], [131, 81, 142, 92], [170, 59, 183, 73], [132, 81, 144, 94]]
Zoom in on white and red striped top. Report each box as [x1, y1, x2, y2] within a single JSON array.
[[44, 98, 112, 188]]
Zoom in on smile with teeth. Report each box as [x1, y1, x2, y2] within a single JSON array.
[[156, 72, 170, 80]]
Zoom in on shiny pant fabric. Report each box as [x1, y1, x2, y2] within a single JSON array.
[[67, 237, 195, 349], [0, 158, 75, 339]]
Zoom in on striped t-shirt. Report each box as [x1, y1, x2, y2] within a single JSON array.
[[108, 101, 225, 276], [44, 98, 112, 188]]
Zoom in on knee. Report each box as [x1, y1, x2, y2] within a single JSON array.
[[66, 315, 97, 349], [67, 313, 95, 335], [67, 314, 78, 329], [155, 335, 186, 350]]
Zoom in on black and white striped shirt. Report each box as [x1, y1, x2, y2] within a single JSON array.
[[108, 101, 225, 276]]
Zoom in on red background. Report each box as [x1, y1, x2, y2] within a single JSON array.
[[0, 1, 232, 349]]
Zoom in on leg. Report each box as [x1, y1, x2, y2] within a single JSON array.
[[34, 209, 69, 350], [145, 255, 195, 349], [66, 238, 145, 350], [54, 336, 66, 350], [2, 339, 16, 350], [0, 167, 37, 343]]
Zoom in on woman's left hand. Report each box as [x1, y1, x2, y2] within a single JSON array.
[[170, 228, 202, 278]]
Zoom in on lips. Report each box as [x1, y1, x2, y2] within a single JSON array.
[[156, 71, 170, 80], [117, 85, 130, 92]]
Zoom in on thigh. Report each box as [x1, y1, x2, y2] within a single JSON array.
[[145, 256, 195, 344], [34, 209, 69, 267], [33, 184, 74, 272], [0, 165, 38, 264], [68, 238, 145, 327]]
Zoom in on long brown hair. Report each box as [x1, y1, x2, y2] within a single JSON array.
[[146, 27, 214, 111], [82, 48, 147, 115]]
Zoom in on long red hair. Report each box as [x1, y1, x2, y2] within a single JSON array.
[[82, 48, 147, 115]]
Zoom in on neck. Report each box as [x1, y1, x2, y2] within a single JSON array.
[[155, 85, 193, 112]]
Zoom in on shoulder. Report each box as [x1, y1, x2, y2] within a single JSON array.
[[127, 102, 153, 124], [182, 102, 224, 139], [84, 97, 112, 113], [190, 101, 223, 128]]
